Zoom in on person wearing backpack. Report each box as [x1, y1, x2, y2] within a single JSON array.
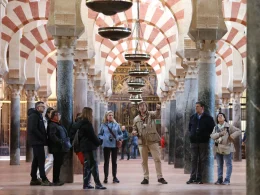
[[210, 112, 241, 185], [77, 107, 106, 190]]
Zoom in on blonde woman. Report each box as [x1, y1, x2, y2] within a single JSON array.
[[98, 110, 123, 184]]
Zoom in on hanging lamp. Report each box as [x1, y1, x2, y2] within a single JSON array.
[[129, 94, 143, 103], [98, 27, 131, 41], [124, 0, 150, 62], [86, 0, 133, 16]]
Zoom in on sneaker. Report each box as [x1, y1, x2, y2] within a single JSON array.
[[41, 179, 52, 186], [215, 179, 223, 185], [222, 180, 230, 185], [53, 181, 64, 186], [83, 184, 94, 189], [141, 178, 149, 184], [30, 179, 42, 186], [158, 178, 168, 184], [196, 180, 203, 184], [95, 184, 107, 190], [186, 178, 196, 184], [113, 177, 120, 183]]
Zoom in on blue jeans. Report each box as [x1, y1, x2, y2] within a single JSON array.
[[216, 152, 233, 182], [132, 144, 138, 158]]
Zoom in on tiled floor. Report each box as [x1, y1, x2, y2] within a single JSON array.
[[0, 158, 246, 195]]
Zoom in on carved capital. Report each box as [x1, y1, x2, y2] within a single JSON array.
[[184, 62, 198, 79], [231, 92, 242, 104], [26, 90, 37, 102], [176, 78, 185, 92], [54, 36, 77, 61], [88, 76, 95, 91], [74, 59, 88, 79], [221, 98, 230, 109], [8, 84, 23, 98], [198, 40, 217, 64]]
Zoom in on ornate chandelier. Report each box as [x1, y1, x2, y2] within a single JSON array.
[[86, 0, 133, 16], [98, 27, 131, 41]]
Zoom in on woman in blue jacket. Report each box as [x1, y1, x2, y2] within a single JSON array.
[[98, 110, 123, 184]]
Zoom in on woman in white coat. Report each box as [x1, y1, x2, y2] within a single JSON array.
[[210, 112, 241, 185]]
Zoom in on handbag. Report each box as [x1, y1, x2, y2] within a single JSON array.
[[105, 124, 122, 148], [217, 144, 231, 155], [62, 137, 72, 152]]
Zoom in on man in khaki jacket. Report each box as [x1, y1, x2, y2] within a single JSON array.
[[132, 101, 167, 185]]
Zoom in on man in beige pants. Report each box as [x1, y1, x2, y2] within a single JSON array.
[[132, 101, 167, 185]]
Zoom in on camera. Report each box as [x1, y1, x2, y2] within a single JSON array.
[[215, 142, 218, 147], [109, 136, 113, 142]]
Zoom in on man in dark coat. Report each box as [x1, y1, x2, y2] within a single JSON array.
[[186, 101, 215, 184], [28, 101, 51, 186]]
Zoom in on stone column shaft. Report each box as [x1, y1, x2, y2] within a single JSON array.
[[9, 84, 23, 165], [25, 90, 36, 162], [197, 41, 217, 183], [95, 97, 101, 163], [169, 98, 176, 164], [232, 92, 242, 162], [183, 62, 198, 174], [175, 83, 185, 168], [247, 1, 260, 193], [56, 36, 76, 183]]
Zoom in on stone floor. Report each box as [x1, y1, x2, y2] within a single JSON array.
[[0, 158, 246, 195]]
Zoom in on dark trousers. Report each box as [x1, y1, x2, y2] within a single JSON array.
[[83, 151, 101, 187], [121, 141, 128, 159], [103, 147, 118, 179], [31, 145, 47, 181], [190, 143, 208, 181], [53, 152, 64, 183]]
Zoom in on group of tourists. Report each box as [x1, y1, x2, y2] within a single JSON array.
[[27, 100, 241, 190]]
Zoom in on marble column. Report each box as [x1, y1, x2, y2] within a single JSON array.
[[25, 90, 36, 162], [247, 1, 260, 193], [74, 59, 88, 115], [73, 59, 88, 174], [99, 100, 105, 162], [94, 94, 101, 163], [87, 76, 95, 122], [197, 41, 217, 183], [174, 80, 185, 168], [9, 84, 23, 165], [232, 92, 242, 162], [169, 96, 176, 165], [161, 102, 168, 162], [221, 98, 230, 122], [183, 61, 198, 174], [55, 36, 76, 183]]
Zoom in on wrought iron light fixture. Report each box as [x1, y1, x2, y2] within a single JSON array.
[[128, 88, 142, 95], [124, 0, 150, 62], [86, 0, 133, 16], [129, 94, 143, 103], [98, 27, 131, 41], [127, 78, 145, 89]]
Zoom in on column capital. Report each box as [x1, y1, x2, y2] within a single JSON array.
[[8, 84, 23, 98], [176, 78, 185, 92], [87, 75, 95, 91], [25, 90, 37, 102], [198, 40, 217, 64], [231, 92, 243, 104], [54, 36, 77, 61], [74, 59, 88, 79], [183, 61, 198, 79], [221, 98, 230, 109]]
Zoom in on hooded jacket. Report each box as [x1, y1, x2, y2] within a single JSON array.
[[27, 108, 47, 146], [133, 102, 161, 145]]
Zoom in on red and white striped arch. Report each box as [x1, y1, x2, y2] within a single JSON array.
[[36, 40, 56, 65], [1, 0, 49, 73], [221, 24, 246, 64], [20, 24, 53, 59], [223, 0, 247, 26], [217, 40, 233, 67], [41, 51, 57, 75]]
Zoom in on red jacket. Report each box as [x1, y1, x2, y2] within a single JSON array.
[[161, 136, 165, 148]]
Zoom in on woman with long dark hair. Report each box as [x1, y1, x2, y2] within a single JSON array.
[[78, 107, 106, 190], [210, 112, 241, 185]]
